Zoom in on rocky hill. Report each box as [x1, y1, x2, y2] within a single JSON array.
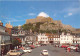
[[72, 29, 80, 34], [26, 16, 75, 31], [26, 12, 76, 32]]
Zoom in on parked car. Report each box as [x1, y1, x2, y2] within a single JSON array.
[[67, 46, 79, 50], [67, 46, 79, 52], [29, 45, 35, 49], [26, 47, 31, 49], [34, 45, 38, 48], [17, 49, 24, 55], [36, 44, 41, 47], [7, 50, 21, 56], [71, 43, 79, 47], [54, 44, 59, 47], [41, 44, 47, 46], [41, 50, 48, 56], [61, 45, 69, 48], [23, 48, 32, 53]]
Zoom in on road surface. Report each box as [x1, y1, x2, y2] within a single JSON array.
[[21, 45, 80, 56]]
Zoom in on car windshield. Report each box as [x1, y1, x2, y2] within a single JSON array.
[[43, 50, 48, 52], [44, 51, 48, 52], [10, 51, 16, 52], [17, 50, 23, 52], [26, 48, 30, 50]]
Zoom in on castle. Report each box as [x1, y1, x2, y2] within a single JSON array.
[[26, 16, 62, 25]]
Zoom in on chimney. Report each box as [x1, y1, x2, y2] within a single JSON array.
[[0, 21, 3, 26]]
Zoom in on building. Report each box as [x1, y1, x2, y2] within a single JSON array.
[[45, 33, 60, 44], [60, 32, 73, 44], [73, 34, 80, 44], [11, 27, 25, 46], [24, 31, 37, 45], [11, 27, 37, 46], [37, 33, 49, 44], [53, 34, 60, 44], [46, 33, 54, 43], [0, 21, 12, 55], [5, 22, 13, 28], [5, 22, 13, 35]]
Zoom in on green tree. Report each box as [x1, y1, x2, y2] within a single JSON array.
[[22, 23, 33, 30], [12, 38, 21, 47], [22, 22, 44, 33]]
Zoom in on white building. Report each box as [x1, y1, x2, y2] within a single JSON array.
[[37, 33, 48, 44], [45, 33, 60, 44], [73, 35, 80, 44], [60, 32, 73, 44]]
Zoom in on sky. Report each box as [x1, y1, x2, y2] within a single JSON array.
[[0, 0, 80, 28]]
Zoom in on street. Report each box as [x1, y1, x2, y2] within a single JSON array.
[[21, 45, 80, 56]]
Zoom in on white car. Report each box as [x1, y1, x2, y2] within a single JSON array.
[[7, 50, 21, 56], [23, 48, 32, 53], [36, 44, 40, 47], [68, 46, 79, 50], [41, 50, 48, 56]]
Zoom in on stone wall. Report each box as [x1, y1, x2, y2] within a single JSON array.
[[26, 16, 53, 24]]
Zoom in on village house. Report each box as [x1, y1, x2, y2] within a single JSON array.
[[36, 33, 49, 45], [45, 33, 60, 44], [73, 34, 80, 44], [0, 21, 12, 55], [11, 26, 37, 46], [60, 32, 73, 44]]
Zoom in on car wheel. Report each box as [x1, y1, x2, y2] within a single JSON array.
[[17, 54, 20, 56]]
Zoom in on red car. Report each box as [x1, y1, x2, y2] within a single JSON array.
[[61, 45, 69, 48], [29, 45, 35, 49]]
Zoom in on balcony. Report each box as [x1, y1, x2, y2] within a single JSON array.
[[1, 40, 12, 45]]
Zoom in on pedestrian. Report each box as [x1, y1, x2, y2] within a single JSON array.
[[67, 48, 71, 52]]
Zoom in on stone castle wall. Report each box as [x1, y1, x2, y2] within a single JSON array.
[[26, 16, 53, 24]]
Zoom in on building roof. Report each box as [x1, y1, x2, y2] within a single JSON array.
[[45, 33, 60, 38]]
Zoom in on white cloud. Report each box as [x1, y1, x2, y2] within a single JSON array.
[[64, 12, 73, 17], [28, 13, 36, 16], [63, 7, 80, 18], [5, 19, 26, 23], [38, 12, 49, 17], [65, 8, 80, 14], [68, 13, 72, 16]]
